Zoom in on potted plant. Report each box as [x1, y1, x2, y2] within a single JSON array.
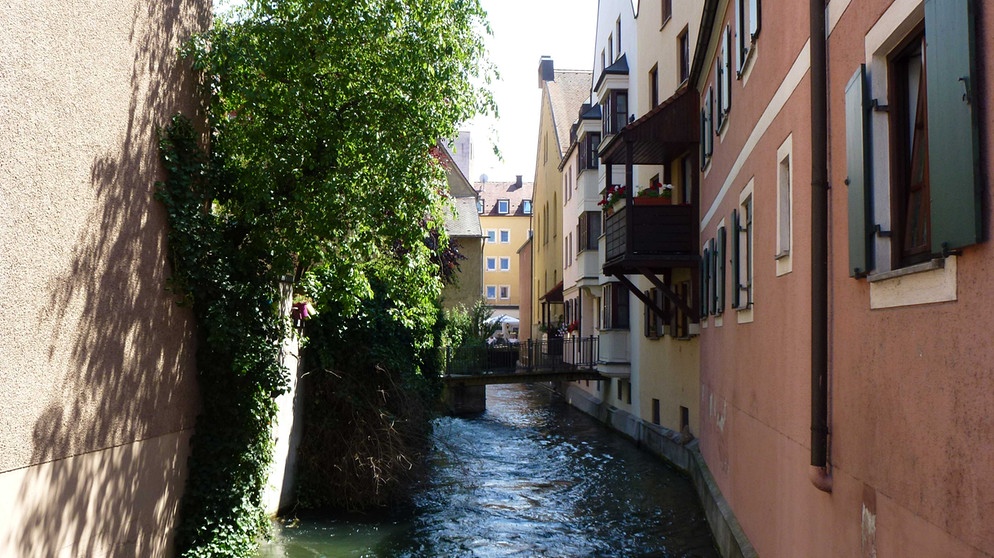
[[597, 184, 627, 215], [635, 182, 673, 205]]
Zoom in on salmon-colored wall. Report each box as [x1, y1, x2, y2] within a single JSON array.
[[699, 0, 994, 556], [0, 1, 208, 555], [827, 0, 994, 555]]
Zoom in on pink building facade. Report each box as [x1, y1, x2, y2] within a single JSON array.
[[695, 0, 994, 555]]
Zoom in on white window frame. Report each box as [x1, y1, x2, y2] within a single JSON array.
[[737, 179, 755, 324], [499, 257, 510, 271], [486, 285, 497, 299], [486, 257, 497, 271], [776, 134, 793, 276], [486, 229, 496, 243], [499, 285, 510, 300], [497, 199, 510, 214], [499, 229, 510, 244], [523, 200, 532, 214]]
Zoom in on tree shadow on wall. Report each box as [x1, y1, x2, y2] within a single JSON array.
[[5, 1, 210, 556]]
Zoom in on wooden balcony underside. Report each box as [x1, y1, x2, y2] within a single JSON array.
[[603, 204, 699, 275]]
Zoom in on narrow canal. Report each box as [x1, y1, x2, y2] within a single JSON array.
[[258, 383, 719, 557]]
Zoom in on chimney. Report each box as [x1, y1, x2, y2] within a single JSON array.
[[515, 175, 523, 189], [538, 56, 554, 88]]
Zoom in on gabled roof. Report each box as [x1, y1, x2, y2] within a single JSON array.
[[545, 70, 594, 158], [444, 196, 484, 238]]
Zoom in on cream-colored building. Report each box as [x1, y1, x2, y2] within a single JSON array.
[[531, 57, 593, 338], [476, 176, 532, 324], [562, 0, 704, 448], [0, 1, 208, 555]]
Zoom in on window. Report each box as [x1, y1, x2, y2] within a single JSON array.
[[603, 282, 629, 329], [644, 288, 669, 338], [497, 199, 510, 214], [499, 229, 510, 244], [499, 257, 510, 271], [649, 64, 659, 108], [577, 211, 601, 253], [652, 399, 661, 424], [715, 226, 726, 315], [616, 19, 622, 59], [602, 90, 628, 135], [579, 133, 601, 170], [477, 198, 484, 213], [617, 379, 623, 401], [486, 285, 497, 299], [499, 285, 510, 299], [601, 50, 606, 73], [680, 156, 693, 206], [776, 135, 793, 275], [847, 1, 981, 277], [608, 35, 613, 63], [735, 0, 762, 77], [716, 25, 732, 129], [732, 182, 754, 321], [678, 27, 690, 84], [486, 257, 497, 271], [486, 229, 496, 243], [700, 87, 714, 169], [661, 0, 672, 27], [523, 199, 532, 214]]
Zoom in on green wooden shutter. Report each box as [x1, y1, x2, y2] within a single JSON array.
[[925, 0, 982, 253], [723, 25, 732, 114], [731, 209, 741, 308], [708, 238, 718, 315], [735, 0, 744, 75], [845, 64, 872, 277], [701, 246, 710, 317], [717, 226, 726, 314]]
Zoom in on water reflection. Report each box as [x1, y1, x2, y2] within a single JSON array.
[[259, 384, 717, 557]]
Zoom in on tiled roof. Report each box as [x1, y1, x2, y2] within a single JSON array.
[[474, 179, 534, 217], [546, 70, 594, 158], [445, 196, 484, 237]]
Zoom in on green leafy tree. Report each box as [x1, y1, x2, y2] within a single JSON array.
[[159, 1, 494, 555]]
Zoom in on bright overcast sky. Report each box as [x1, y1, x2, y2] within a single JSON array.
[[467, 0, 598, 183]]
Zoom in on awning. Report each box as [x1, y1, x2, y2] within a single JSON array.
[[600, 85, 699, 166], [538, 281, 564, 303]]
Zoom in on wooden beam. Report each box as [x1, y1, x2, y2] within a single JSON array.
[[637, 267, 700, 322], [611, 273, 669, 323]]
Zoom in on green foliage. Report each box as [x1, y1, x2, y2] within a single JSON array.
[[295, 273, 442, 511], [443, 298, 498, 348], [159, 1, 493, 555]]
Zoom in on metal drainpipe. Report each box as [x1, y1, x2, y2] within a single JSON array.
[[810, 0, 832, 493]]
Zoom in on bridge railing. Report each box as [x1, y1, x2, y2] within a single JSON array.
[[518, 336, 599, 372], [442, 344, 519, 376]]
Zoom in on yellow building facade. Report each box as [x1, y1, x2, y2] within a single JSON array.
[[476, 177, 532, 323]]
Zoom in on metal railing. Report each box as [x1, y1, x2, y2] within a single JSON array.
[[442, 344, 519, 376], [517, 336, 599, 372], [442, 336, 599, 377]]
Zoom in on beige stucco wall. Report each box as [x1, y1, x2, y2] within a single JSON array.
[[0, 1, 208, 555], [531, 88, 564, 335], [442, 236, 485, 310]]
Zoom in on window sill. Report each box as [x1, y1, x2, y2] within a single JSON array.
[[868, 256, 957, 309]]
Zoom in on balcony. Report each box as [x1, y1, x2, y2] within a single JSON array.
[[603, 203, 698, 275]]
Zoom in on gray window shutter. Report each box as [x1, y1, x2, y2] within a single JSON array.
[[708, 238, 718, 316], [702, 246, 710, 317], [723, 25, 732, 115], [845, 64, 872, 277], [731, 209, 741, 308], [716, 59, 724, 128], [700, 108, 707, 168], [735, 0, 744, 75], [925, 0, 982, 253], [717, 226, 726, 314]]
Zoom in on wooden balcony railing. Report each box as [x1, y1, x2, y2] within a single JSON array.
[[603, 203, 698, 273]]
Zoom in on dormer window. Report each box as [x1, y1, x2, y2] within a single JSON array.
[[523, 200, 533, 215], [497, 199, 510, 214], [477, 198, 484, 213]]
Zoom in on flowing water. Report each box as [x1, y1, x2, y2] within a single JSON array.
[[258, 383, 719, 557]]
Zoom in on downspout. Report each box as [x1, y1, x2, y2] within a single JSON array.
[[809, 0, 832, 493]]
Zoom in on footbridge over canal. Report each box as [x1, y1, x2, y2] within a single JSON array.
[[442, 337, 605, 414]]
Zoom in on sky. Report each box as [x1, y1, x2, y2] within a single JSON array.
[[466, 0, 598, 183]]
